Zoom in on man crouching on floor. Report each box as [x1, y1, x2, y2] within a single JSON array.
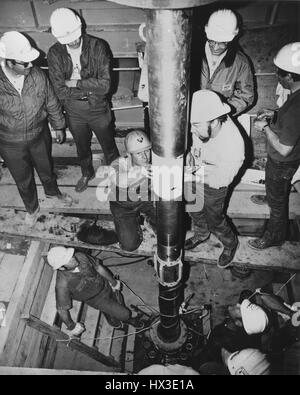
[[47, 246, 141, 337]]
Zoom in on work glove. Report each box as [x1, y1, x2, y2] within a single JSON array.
[[68, 322, 85, 338]]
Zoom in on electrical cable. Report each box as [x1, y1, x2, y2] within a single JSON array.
[[112, 250, 149, 259], [56, 320, 160, 344], [275, 274, 296, 296], [121, 279, 160, 314], [91, 251, 149, 267], [55, 275, 209, 344], [122, 280, 207, 318], [106, 257, 146, 267], [248, 273, 297, 301]]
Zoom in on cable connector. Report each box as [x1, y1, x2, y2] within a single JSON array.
[[179, 293, 195, 314]]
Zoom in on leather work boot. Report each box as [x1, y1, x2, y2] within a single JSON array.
[[77, 222, 119, 245], [230, 265, 253, 280], [250, 195, 268, 205], [248, 236, 283, 250], [45, 192, 73, 207], [184, 234, 210, 250], [217, 240, 239, 269], [75, 174, 95, 193], [103, 313, 123, 329], [126, 316, 144, 329], [25, 206, 40, 227]]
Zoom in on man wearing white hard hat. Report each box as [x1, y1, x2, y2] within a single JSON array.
[[196, 293, 264, 368], [200, 9, 254, 116], [228, 299, 269, 335], [248, 42, 300, 250], [47, 246, 142, 337], [185, 90, 244, 269], [0, 31, 72, 227], [223, 348, 271, 375], [108, 130, 156, 251], [48, 8, 119, 193]]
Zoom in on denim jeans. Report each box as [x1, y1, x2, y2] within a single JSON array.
[[0, 132, 60, 213], [110, 200, 156, 251], [189, 184, 237, 249], [265, 156, 300, 242], [65, 100, 119, 177]]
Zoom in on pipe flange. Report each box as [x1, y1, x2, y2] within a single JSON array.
[[150, 319, 187, 352]]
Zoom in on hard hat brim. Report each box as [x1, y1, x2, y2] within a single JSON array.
[[129, 144, 152, 154], [273, 43, 300, 76], [2, 47, 40, 63], [192, 103, 231, 123], [205, 26, 238, 43], [274, 57, 300, 76], [53, 26, 82, 45]]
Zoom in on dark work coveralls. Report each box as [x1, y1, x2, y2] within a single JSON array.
[[55, 252, 130, 322]]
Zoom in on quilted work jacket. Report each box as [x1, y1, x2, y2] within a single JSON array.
[[47, 34, 112, 111], [200, 46, 255, 116], [0, 66, 65, 144]]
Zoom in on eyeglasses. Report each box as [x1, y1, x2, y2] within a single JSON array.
[[208, 40, 229, 49], [9, 59, 31, 68]]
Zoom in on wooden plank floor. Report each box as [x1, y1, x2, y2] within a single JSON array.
[[0, 163, 266, 191], [0, 181, 299, 219], [0, 253, 25, 304], [0, 209, 299, 272]]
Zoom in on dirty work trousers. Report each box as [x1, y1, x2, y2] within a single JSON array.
[[86, 278, 130, 322], [0, 132, 60, 214], [264, 156, 300, 242], [65, 100, 119, 177], [110, 200, 156, 252], [188, 183, 237, 249]]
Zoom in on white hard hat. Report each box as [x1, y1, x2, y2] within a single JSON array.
[[47, 246, 75, 270], [125, 130, 151, 154], [50, 8, 82, 45], [138, 364, 199, 375], [274, 42, 300, 75], [240, 299, 269, 335], [191, 89, 231, 123], [0, 31, 39, 62], [226, 349, 271, 375], [205, 9, 239, 43]]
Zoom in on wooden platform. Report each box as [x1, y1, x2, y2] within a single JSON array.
[[0, 241, 133, 371], [0, 242, 50, 367], [0, 133, 299, 273], [0, 170, 300, 220], [0, 209, 299, 272], [0, 253, 25, 306]]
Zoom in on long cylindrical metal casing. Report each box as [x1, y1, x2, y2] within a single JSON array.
[[147, 9, 191, 159], [147, 9, 192, 343]]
